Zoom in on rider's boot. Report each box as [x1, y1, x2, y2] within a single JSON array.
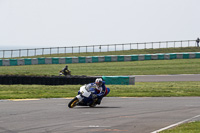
[[89, 98, 98, 107], [96, 98, 102, 105]]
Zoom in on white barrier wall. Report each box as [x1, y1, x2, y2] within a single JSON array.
[[17, 59, 25, 65]]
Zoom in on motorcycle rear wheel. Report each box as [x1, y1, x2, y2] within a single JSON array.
[[68, 97, 79, 108]]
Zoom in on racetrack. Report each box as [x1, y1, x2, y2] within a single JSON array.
[[1, 97, 200, 133], [135, 74, 200, 82]]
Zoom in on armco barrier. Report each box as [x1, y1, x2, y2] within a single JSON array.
[[66, 57, 72, 63], [151, 54, 158, 60], [92, 56, 98, 63], [157, 54, 164, 60], [2, 59, 10, 66], [79, 57, 86, 63], [17, 59, 25, 65], [131, 55, 138, 61], [24, 59, 32, 65], [98, 56, 105, 62], [72, 57, 78, 63], [86, 57, 92, 63], [111, 55, 118, 62], [0, 59, 2, 66], [102, 76, 135, 85], [196, 53, 200, 58], [59, 57, 66, 64], [105, 56, 111, 62], [0, 52, 199, 66], [52, 57, 59, 64], [124, 55, 131, 61], [0, 75, 96, 85], [45, 58, 52, 64], [38, 58, 45, 64], [32, 58, 38, 65], [117, 55, 124, 61]]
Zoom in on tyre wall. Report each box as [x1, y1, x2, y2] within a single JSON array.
[[0, 75, 135, 85], [0, 75, 96, 85]]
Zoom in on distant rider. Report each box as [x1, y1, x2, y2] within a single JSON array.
[[86, 78, 110, 106], [60, 65, 71, 76]]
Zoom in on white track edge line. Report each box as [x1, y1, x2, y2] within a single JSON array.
[[151, 114, 200, 133]]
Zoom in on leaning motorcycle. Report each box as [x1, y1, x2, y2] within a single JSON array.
[[68, 85, 98, 108]]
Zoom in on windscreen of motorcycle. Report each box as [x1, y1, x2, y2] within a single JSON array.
[[80, 86, 91, 97]]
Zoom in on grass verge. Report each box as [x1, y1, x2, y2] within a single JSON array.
[[160, 121, 200, 133], [0, 59, 199, 76], [0, 81, 200, 99]]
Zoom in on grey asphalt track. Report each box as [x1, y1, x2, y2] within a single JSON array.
[[1, 97, 200, 133], [135, 74, 200, 82]]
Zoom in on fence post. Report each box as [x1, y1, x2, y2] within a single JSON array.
[[64, 47, 66, 55], [166, 42, 168, 48], [1, 40, 196, 59], [35, 48, 36, 56], [181, 41, 182, 48], [174, 41, 175, 48], [43, 48, 45, 55], [11, 50, 13, 58], [57, 47, 59, 54], [3, 50, 5, 58], [19, 49, 21, 57], [99, 45, 101, 52]]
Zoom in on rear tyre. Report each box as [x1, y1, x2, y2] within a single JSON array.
[[68, 97, 79, 108]]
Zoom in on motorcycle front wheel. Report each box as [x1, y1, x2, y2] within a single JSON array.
[[68, 97, 79, 108]]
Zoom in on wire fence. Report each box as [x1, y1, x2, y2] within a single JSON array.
[[0, 40, 197, 59]]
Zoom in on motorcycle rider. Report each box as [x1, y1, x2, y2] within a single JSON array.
[[86, 78, 110, 106], [60, 65, 71, 76]]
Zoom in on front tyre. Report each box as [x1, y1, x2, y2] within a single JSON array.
[[68, 97, 79, 108]]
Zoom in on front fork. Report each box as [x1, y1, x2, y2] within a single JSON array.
[[76, 95, 84, 102]]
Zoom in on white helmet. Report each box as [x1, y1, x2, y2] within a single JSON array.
[[95, 78, 103, 86]]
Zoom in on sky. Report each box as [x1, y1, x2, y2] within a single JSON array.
[[0, 0, 200, 50]]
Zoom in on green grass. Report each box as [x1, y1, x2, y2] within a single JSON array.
[[0, 47, 200, 99], [0, 59, 199, 76], [160, 121, 200, 133], [11, 47, 200, 59], [0, 81, 200, 99]]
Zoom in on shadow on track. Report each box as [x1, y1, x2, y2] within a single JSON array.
[[73, 106, 121, 109]]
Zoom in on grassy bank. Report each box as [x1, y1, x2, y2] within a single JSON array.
[[0, 59, 199, 76], [0, 81, 200, 99], [160, 121, 200, 133], [14, 47, 200, 58]]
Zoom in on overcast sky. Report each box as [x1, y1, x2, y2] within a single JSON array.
[[0, 0, 199, 49]]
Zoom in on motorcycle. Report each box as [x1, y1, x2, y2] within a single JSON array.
[[68, 85, 99, 108], [59, 70, 71, 76]]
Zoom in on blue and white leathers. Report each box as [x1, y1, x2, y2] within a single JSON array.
[[86, 81, 110, 98]]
